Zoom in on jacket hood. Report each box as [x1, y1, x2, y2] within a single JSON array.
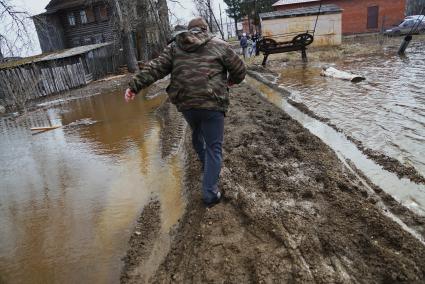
[[175, 30, 213, 52]]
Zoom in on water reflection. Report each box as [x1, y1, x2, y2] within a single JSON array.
[[0, 89, 185, 283], [278, 42, 425, 177]]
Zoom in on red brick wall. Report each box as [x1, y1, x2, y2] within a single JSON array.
[[274, 0, 406, 35]]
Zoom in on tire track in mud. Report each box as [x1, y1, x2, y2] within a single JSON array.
[[122, 84, 425, 283]]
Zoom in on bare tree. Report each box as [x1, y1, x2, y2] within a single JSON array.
[[106, 0, 171, 68], [193, 0, 224, 38], [0, 0, 34, 57], [407, 0, 425, 15], [111, 0, 139, 73]]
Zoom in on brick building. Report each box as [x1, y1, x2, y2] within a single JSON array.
[[272, 0, 407, 35]]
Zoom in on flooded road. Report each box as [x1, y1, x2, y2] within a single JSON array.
[[278, 42, 425, 178], [247, 76, 425, 217], [0, 89, 185, 283]]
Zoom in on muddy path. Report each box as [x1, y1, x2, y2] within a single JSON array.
[[122, 83, 425, 283]]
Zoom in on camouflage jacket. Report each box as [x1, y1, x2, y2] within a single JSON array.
[[129, 31, 246, 112]]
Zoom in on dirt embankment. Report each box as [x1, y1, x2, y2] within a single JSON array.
[[122, 83, 425, 283], [247, 66, 425, 185]]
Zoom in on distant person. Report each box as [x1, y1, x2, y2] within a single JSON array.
[[124, 18, 246, 207], [255, 33, 262, 56], [247, 36, 254, 57], [251, 33, 258, 56], [240, 33, 248, 59], [250, 38, 257, 57]]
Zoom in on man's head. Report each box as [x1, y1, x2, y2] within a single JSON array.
[[188, 17, 208, 32]]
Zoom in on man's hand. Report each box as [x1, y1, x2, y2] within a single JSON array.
[[125, 88, 136, 102]]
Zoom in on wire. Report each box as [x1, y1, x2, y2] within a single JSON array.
[[312, 3, 322, 37]]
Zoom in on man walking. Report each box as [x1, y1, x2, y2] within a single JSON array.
[[124, 17, 246, 207], [240, 33, 248, 59]]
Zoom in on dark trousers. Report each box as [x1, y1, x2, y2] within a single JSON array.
[[182, 109, 224, 203]]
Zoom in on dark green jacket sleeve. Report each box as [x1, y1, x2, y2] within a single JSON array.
[[129, 46, 173, 93], [222, 46, 246, 84]]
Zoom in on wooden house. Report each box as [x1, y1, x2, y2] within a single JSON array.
[[33, 0, 117, 53], [33, 0, 165, 60], [271, 0, 407, 35]]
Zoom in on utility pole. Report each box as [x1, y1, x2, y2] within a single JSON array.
[[219, 4, 224, 39]]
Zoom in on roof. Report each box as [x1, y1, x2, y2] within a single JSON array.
[[45, 0, 103, 12], [260, 4, 343, 20], [272, 0, 320, 7], [35, 42, 111, 62], [0, 43, 112, 70], [46, 0, 84, 12]]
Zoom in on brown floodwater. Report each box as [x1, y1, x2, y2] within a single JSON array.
[[277, 41, 425, 178], [0, 89, 185, 283]]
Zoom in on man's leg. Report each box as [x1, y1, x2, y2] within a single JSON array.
[[200, 110, 224, 204], [182, 110, 205, 167]]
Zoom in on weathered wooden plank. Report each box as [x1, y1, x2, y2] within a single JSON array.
[[21, 68, 34, 99], [62, 65, 71, 90], [31, 66, 44, 97], [69, 64, 75, 88], [48, 68, 58, 94], [13, 68, 26, 98], [70, 64, 76, 87], [40, 68, 50, 95], [57, 66, 65, 91], [53, 67, 62, 91], [61, 65, 69, 90], [74, 63, 79, 87], [25, 68, 37, 99], [0, 70, 13, 104], [79, 58, 88, 85], [41, 68, 52, 95], [76, 61, 86, 85], [46, 68, 55, 94]]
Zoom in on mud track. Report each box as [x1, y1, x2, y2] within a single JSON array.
[[122, 83, 425, 283]]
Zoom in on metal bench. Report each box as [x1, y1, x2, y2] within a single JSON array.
[[256, 31, 315, 66]]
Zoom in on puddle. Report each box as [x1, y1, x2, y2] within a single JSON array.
[[275, 41, 425, 177], [247, 76, 425, 216], [0, 89, 185, 283]]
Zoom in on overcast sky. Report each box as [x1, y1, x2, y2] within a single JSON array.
[[7, 0, 229, 56]]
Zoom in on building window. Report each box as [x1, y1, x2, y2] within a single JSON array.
[[86, 8, 95, 23], [401, 19, 416, 28], [68, 12, 76, 26], [95, 6, 108, 21], [80, 10, 88, 24], [367, 6, 379, 29]]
